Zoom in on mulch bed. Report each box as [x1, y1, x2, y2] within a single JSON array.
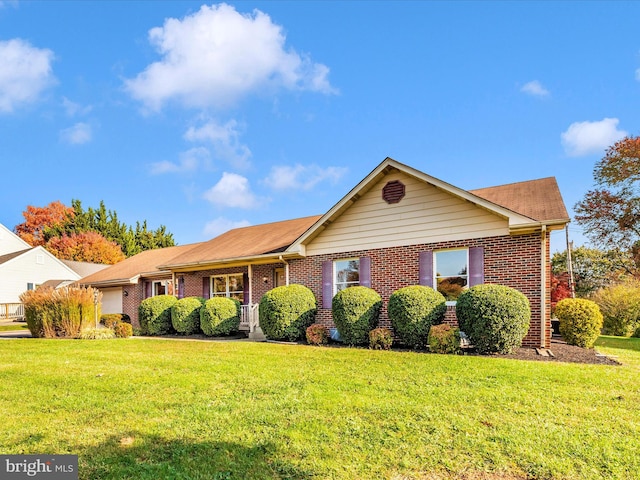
[[485, 336, 620, 365]]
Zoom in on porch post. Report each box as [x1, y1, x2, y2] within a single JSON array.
[[248, 263, 253, 305]]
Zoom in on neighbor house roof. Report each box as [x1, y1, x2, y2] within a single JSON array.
[[470, 177, 570, 224], [62, 260, 109, 278], [160, 215, 323, 270], [0, 248, 31, 266], [79, 243, 203, 287]]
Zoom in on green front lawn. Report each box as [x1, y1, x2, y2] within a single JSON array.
[[1, 337, 638, 479], [0, 323, 28, 331]]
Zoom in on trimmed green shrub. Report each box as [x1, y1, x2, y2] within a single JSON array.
[[79, 327, 115, 340], [369, 327, 393, 350], [20, 286, 99, 338], [555, 298, 603, 348], [113, 322, 133, 338], [171, 297, 205, 335], [306, 324, 329, 346], [332, 286, 382, 346], [456, 284, 531, 354], [259, 284, 318, 341], [388, 285, 447, 348], [591, 280, 640, 337], [200, 297, 241, 336], [428, 324, 461, 354], [138, 295, 178, 336]]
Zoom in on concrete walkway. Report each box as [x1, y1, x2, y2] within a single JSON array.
[[0, 319, 32, 338]]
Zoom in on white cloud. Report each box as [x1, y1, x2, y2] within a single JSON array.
[[184, 119, 251, 168], [561, 118, 627, 157], [0, 38, 55, 113], [124, 3, 336, 111], [62, 97, 92, 116], [203, 217, 251, 238], [203, 172, 260, 208], [636, 68, 640, 82], [60, 122, 92, 145], [520, 80, 549, 97], [264, 164, 347, 191], [150, 147, 211, 174]]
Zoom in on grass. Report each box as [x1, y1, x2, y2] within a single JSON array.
[[0, 323, 28, 331], [0, 337, 639, 479]]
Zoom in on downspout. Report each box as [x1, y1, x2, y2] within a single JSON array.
[[541, 225, 548, 348], [278, 255, 290, 285]]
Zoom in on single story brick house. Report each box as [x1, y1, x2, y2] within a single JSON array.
[[81, 158, 569, 348]]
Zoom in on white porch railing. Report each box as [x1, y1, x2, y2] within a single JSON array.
[[0, 303, 25, 321], [240, 304, 260, 332]]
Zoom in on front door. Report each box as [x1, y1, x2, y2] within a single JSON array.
[[274, 268, 286, 287]]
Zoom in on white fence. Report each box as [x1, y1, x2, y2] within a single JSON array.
[[0, 303, 25, 321]]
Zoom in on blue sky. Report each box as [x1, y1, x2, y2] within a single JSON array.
[[1, 1, 638, 254]]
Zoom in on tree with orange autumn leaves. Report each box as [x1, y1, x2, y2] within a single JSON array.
[[575, 135, 640, 266], [14, 200, 174, 265]]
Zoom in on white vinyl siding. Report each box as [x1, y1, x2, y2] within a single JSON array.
[[0, 247, 81, 303], [306, 171, 509, 256]]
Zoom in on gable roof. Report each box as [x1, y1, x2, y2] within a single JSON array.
[[290, 158, 569, 251], [79, 243, 203, 287], [470, 177, 569, 223], [161, 215, 322, 271]]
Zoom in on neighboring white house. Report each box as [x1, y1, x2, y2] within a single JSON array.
[[0, 223, 107, 305], [0, 223, 31, 256]]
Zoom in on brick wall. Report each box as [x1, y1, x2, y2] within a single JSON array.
[[119, 233, 551, 347], [289, 232, 550, 348]]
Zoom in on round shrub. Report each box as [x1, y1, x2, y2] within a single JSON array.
[[388, 285, 447, 348], [369, 327, 393, 350], [427, 324, 461, 355], [555, 298, 603, 348], [456, 284, 531, 354], [200, 297, 241, 336], [138, 295, 178, 336], [306, 324, 329, 346], [113, 322, 133, 338], [259, 284, 317, 341], [591, 281, 640, 337], [171, 297, 205, 335], [332, 286, 382, 345]]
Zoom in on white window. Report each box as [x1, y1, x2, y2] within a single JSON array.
[[152, 280, 173, 296], [334, 258, 359, 294], [211, 274, 244, 302], [434, 249, 468, 301], [36, 254, 44, 265]]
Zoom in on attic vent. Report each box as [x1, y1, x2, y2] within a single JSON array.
[[382, 180, 405, 204]]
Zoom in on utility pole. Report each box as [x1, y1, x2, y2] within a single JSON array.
[[566, 226, 575, 298]]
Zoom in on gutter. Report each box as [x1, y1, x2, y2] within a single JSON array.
[[159, 251, 304, 272]]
